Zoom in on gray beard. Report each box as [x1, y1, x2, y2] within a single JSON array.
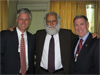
[[45, 24, 60, 35]]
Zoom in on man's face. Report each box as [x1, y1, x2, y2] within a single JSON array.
[[16, 13, 30, 33], [74, 18, 89, 38], [46, 14, 58, 29], [45, 14, 60, 35]]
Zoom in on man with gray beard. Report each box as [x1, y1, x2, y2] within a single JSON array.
[[35, 12, 77, 74]]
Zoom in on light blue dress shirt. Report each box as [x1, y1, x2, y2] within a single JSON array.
[[74, 32, 90, 56]]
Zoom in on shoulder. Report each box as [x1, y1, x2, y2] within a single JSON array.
[[89, 33, 99, 43], [1, 30, 11, 33], [1, 30, 15, 42], [60, 28, 73, 33], [92, 37, 100, 44], [35, 29, 46, 35], [27, 31, 33, 36], [60, 28, 76, 36], [1, 30, 13, 37], [36, 29, 45, 33], [88, 33, 100, 48], [27, 31, 35, 40]]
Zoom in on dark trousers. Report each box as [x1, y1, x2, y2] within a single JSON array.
[[37, 67, 64, 74]]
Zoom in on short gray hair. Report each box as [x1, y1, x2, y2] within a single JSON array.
[[17, 8, 31, 19], [73, 15, 88, 25], [44, 12, 61, 25]]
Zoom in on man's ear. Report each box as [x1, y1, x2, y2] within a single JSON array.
[[16, 19, 18, 23], [87, 22, 89, 29]]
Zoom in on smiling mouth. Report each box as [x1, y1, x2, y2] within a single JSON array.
[[21, 24, 26, 27], [49, 27, 56, 30], [49, 26, 54, 28], [78, 30, 83, 33]]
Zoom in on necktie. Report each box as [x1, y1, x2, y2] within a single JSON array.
[[48, 35, 55, 73], [75, 39, 83, 62], [20, 34, 26, 75]]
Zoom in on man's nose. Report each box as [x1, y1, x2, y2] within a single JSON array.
[[50, 21, 54, 25], [22, 19, 26, 23]]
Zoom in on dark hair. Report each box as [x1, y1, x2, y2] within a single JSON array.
[[73, 15, 88, 24], [17, 8, 31, 19]]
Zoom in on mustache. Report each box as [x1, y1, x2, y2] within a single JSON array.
[[47, 25, 56, 28]]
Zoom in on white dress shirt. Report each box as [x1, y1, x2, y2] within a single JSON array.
[[40, 33, 63, 70], [16, 27, 28, 71]]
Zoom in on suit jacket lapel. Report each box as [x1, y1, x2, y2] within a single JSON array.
[[72, 38, 79, 61], [59, 29, 65, 64], [13, 28, 19, 53], [59, 29, 71, 73], [27, 32, 31, 62], [12, 28, 20, 68], [77, 33, 92, 62], [38, 30, 46, 64]]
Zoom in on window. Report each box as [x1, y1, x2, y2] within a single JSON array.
[[86, 4, 95, 33]]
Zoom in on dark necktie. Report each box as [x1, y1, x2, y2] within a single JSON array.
[[48, 35, 55, 73], [75, 39, 83, 62], [20, 34, 26, 75]]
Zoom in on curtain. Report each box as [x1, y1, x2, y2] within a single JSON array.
[[50, 1, 86, 33], [95, 1, 100, 34], [0, 1, 1, 31], [0, 0, 8, 31]]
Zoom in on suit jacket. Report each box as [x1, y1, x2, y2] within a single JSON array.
[[35, 29, 77, 74], [70, 33, 99, 74], [1, 28, 35, 74]]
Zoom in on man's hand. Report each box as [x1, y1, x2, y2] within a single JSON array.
[[92, 33, 100, 39], [8, 26, 15, 31]]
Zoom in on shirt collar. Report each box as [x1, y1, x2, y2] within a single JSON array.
[[79, 31, 90, 41], [16, 27, 27, 37], [47, 33, 58, 37]]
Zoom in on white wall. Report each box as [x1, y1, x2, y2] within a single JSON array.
[[8, 0, 18, 28]]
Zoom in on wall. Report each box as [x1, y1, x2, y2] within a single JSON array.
[[28, 11, 46, 34], [17, 0, 50, 34], [8, 0, 18, 28], [8, 0, 50, 34]]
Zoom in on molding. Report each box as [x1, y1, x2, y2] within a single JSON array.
[[18, 0, 50, 4], [17, 3, 48, 11]]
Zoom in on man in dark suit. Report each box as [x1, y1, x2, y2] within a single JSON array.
[[35, 12, 77, 74], [1, 8, 35, 74], [70, 15, 99, 74]]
